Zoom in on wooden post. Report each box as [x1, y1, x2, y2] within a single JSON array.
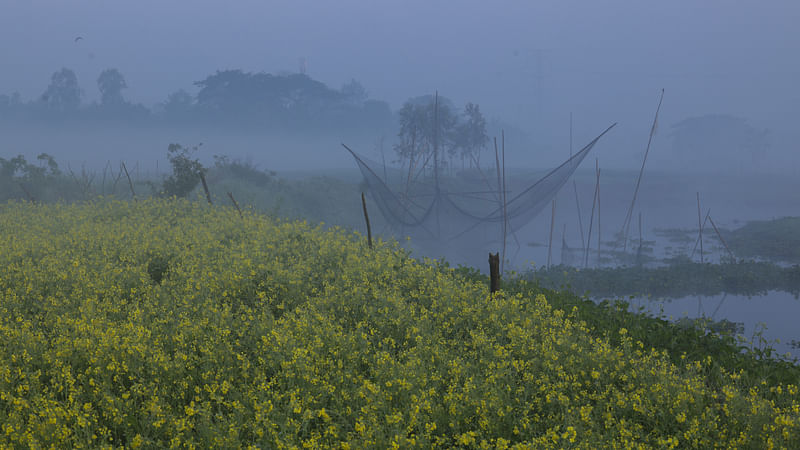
[[585, 164, 599, 268], [489, 252, 500, 293], [121, 162, 136, 200], [596, 160, 601, 266], [573, 181, 585, 254], [547, 199, 556, 268], [361, 192, 373, 249], [708, 215, 736, 261], [18, 182, 36, 203], [227, 192, 243, 219], [199, 171, 213, 204], [697, 192, 703, 263]]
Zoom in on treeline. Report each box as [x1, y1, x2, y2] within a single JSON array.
[[0, 68, 395, 132]]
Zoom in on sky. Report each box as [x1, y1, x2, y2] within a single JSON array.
[[1, 0, 799, 169]]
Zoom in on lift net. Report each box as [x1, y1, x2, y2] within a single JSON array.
[[345, 123, 616, 245]]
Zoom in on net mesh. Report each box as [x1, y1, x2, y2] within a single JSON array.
[[345, 123, 616, 245]]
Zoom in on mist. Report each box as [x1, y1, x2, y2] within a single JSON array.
[[2, 0, 799, 172], [3, 3, 800, 439]]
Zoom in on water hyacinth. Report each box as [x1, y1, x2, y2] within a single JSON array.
[[0, 198, 797, 448]]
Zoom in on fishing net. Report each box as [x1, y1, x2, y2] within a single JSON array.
[[345, 123, 616, 245]]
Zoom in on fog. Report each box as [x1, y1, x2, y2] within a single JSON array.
[[2, 1, 800, 359], [2, 0, 799, 171]]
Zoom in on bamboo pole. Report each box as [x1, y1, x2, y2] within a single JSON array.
[[121, 162, 136, 199], [227, 192, 243, 219], [690, 209, 710, 260], [573, 181, 586, 254], [697, 192, 703, 263], [18, 182, 36, 203], [621, 88, 665, 251], [594, 158, 603, 266], [547, 199, 556, 268], [501, 130, 508, 274], [199, 171, 213, 204], [585, 164, 599, 268], [639, 212, 643, 249], [361, 192, 373, 249], [708, 215, 735, 261]]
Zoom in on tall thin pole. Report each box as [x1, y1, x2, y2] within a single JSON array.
[[433, 92, 440, 238], [547, 199, 556, 268], [621, 88, 664, 250], [585, 165, 599, 268], [573, 181, 585, 254], [569, 112, 573, 157], [501, 130, 508, 274], [697, 192, 704, 263], [362, 192, 373, 249], [596, 159, 601, 266]]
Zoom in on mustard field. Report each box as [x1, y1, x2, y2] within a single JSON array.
[[0, 199, 798, 448]]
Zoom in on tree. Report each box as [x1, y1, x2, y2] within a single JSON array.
[[393, 95, 461, 172], [97, 68, 128, 106], [455, 103, 489, 168], [670, 114, 770, 167], [341, 79, 368, 105], [160, 89, 194, 119], [41, 68, 81, 111], [161, 144, 205, 198]]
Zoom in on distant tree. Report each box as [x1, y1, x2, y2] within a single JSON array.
[[670, 114, 770, 166], [393, 95, 460, 172], [41, 68, 81, 111], [193, 70, 348, 128], [341, 79, 368, 105], [455, 103, 489, 168], [0, 153, 61, 202], [97, 68, 128, 106], [160, 89, 195, 118]]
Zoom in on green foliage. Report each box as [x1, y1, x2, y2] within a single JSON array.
[[452, 268, 800, 390], [529, 260, 800, 299], [1, 199, 798, 447], [0, 153, 62, 202], [160, 143, 205, 198], [211, 155, 274, 188], [724, 217, 800, 263]]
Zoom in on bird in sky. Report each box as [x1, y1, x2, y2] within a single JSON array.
[[74, 36, 83, 43]]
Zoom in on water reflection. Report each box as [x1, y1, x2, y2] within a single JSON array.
[[624, 291, 800, 361]]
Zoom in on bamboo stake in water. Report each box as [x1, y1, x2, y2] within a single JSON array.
[[697, 192, 703, 263], [594, 158, 603, 266], [573, 181, 586, 253], [690, 209, 710, 260], [621, 88, 665, 251], [547, 199, 556, 268], [708, 215, 735, 261], [585, 163, 599, 268]]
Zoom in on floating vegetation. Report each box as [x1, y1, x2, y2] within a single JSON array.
[[723, 217, 800, 264], [529, 260, 800, 299]]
